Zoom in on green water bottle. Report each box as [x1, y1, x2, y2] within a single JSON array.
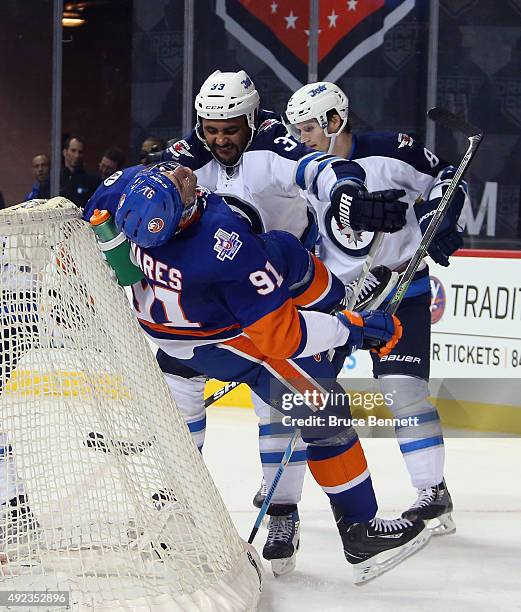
[[89, 209, 144, 286]]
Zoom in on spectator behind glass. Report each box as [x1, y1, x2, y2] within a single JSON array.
[[60, 135, 100, 208], [139, 136, 166, 164], [25, 154, 50, 201], [99, 147, 126, 181]]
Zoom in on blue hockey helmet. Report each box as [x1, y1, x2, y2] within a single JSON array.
[[115, 170, 184, 248]]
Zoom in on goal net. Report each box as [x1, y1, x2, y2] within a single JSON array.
[[0, 198, 261, 611]]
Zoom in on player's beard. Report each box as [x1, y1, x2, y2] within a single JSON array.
[[209, 143, 241, 166]]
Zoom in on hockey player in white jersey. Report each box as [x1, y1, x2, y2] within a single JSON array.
[[151, 69, 409, 571], [282, 81, 463, 535]]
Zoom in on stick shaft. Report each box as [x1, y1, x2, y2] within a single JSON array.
[[247, 430, 300, 544], [385, 127, 482, 316]]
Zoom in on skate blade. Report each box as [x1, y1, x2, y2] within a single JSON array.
[[368, 271, 399, 311], [353, 528, 431, 585], [427, 513, 456, 536], [271, 554, 297, 577]]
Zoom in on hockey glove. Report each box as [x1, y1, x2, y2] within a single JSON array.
[[336, 309, 403, 357], [330, 185, 408, 234], [415, 166, 466, 267]]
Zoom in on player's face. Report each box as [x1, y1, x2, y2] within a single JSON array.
[[201, 117, 250, 165], [294, 120, 329, 152], [161, 167, 197, 205]]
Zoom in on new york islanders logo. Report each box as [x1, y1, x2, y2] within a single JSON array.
[[148, 218, 165, 233], [430, 275, 446, 324], [214, 228, 243, 261]]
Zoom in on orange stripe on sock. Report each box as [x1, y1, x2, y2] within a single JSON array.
[[307, 440, 368, 488]]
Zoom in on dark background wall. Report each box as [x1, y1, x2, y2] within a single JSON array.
[[0, 0, 132, 206], [0, 0, 519, 249], [0, 1, 53, 206], [129, 0, 521, 248]]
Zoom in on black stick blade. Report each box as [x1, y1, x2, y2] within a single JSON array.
[[428, 107, 483, 138]]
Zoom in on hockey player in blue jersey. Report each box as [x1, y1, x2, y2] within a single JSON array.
[[152, 70, 412, 571], [88, 162, 431, 583], [283, 81, 464, 535]]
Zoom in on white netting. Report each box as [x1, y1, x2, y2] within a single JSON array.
[[0, 198, 261, 611]]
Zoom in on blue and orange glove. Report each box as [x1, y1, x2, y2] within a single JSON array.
[[336, 309, 403, 357]]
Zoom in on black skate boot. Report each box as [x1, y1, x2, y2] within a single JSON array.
[[339, 265, 399, 312], [252, 477, 267, 509], [263, 504, 300, 577], [332, 505, 430, 584], [0, 494, 40, 562], [401, 479, 456, 535]]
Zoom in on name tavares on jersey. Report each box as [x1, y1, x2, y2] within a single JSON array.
[[131, 243, 182, 291]]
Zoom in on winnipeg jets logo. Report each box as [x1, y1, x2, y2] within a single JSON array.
[[213, 228, 242, 261], [309, 84, 326, 97], [168, 139, 194, 159], [258, 118, 279, 133], [398, 133, 414, 148], [324, 205, 375, 257]]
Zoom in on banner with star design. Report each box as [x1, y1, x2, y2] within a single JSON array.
[[216, 0, 415, 89]]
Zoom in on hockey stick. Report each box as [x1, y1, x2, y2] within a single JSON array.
[[384, 108, 483, 316], [204, 236, 386, 409], [247, 109, 483, 543], [204, 380, 242, 408], [346, 232, 384, 309], [85, 431, 155, 455], [247, 429, 301, 545]]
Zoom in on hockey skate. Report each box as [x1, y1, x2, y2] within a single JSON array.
[[401, 479, 456, 535], [262, 505, 300, 577], [0, 494, 40, 563], [333, 505, 430, 584], [340, 265, 399, 312], [252, 477, 268, 509], [252, 478, 270, 528]]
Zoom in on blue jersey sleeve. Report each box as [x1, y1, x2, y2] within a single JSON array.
[[160, 131, 213, 171], [82, 166, 143, 221]]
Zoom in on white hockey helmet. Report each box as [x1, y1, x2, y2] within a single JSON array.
[[285, 81, 349, 140], [195, 70, 260, 130]]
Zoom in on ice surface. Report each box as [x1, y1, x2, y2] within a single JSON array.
[[204, 407, 521, 612]]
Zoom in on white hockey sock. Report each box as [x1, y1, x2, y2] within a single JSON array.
[[252, 392, 307, 506], [379, 375, 445, 489], [163, 374, 207, 450]]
